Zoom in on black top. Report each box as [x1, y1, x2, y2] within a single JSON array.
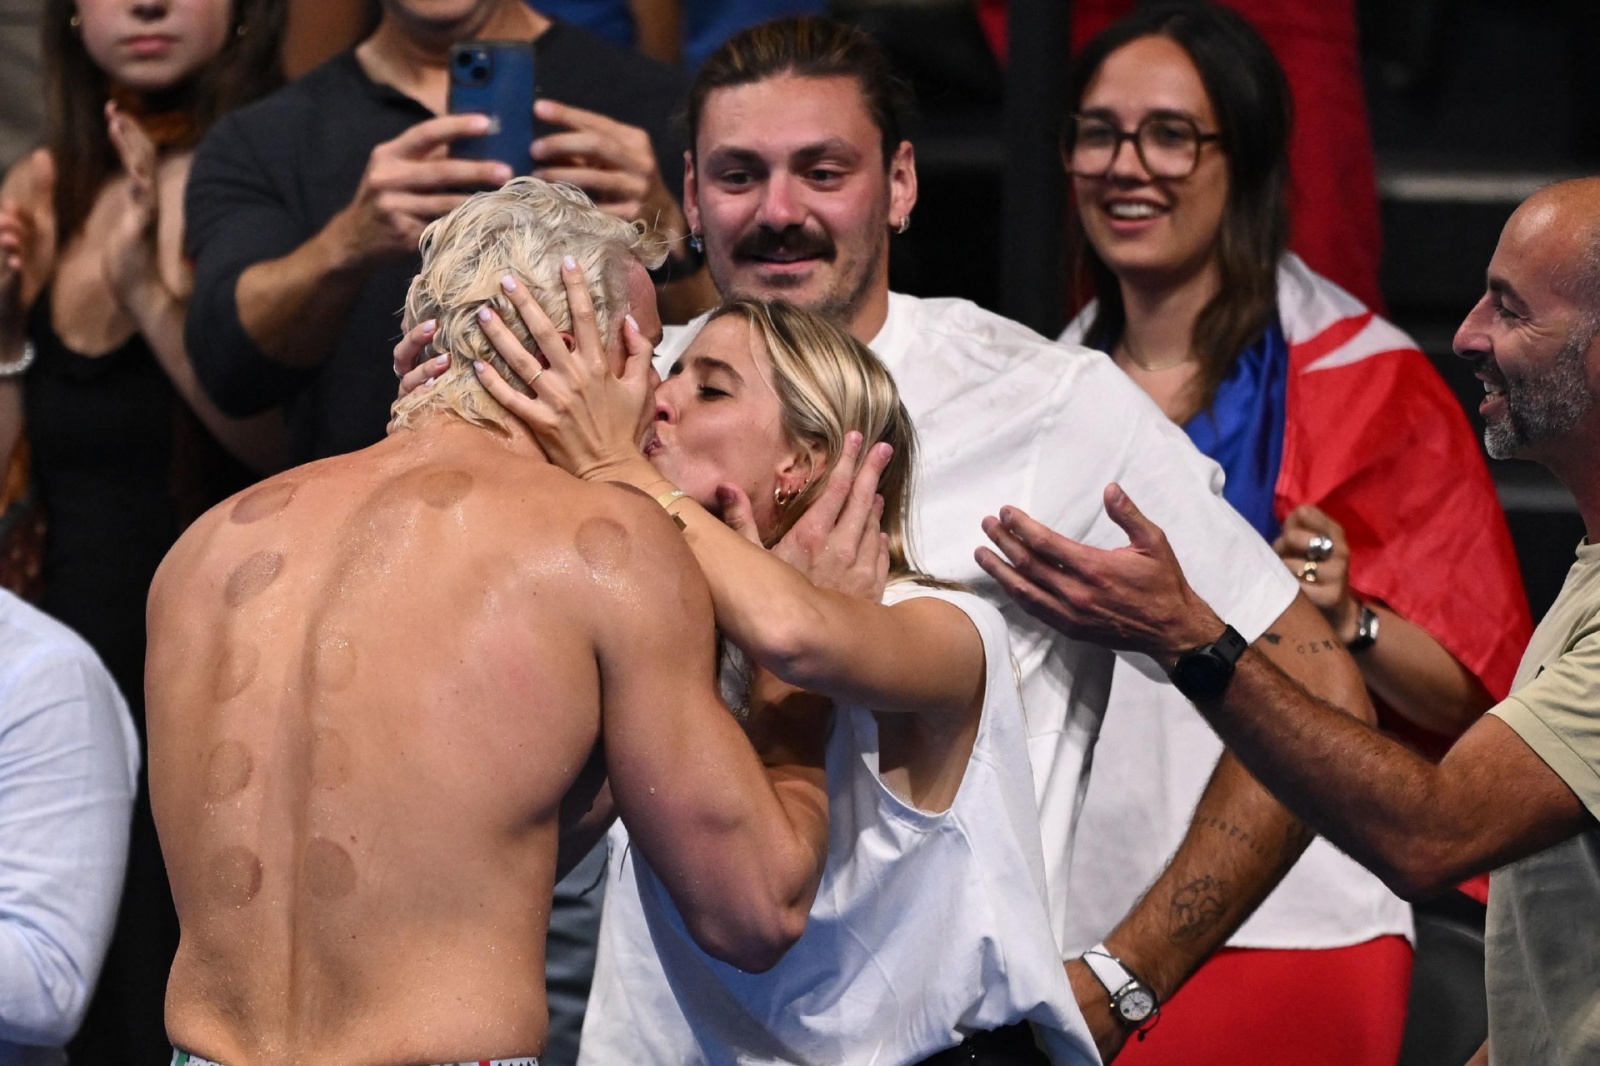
[[24, 289, 177, 722], [184, 21, 687, 463]]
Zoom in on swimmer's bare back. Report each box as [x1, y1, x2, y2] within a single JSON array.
[[146, 415, 709, 1066]]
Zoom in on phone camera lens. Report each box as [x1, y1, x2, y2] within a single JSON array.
[[455, 52, 474, 67], [470, 65, 489, 81]]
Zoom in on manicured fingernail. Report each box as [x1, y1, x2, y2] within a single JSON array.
[[478, 306, 492, 322], [432, 354, 449, 368], [1000, 507, 1013, 523], [473, 360, 487, 374], [563, 255, 577, 271], [420, 319, 436, 333], [420, 376, 435, 389], [625, 313, 638, 332]]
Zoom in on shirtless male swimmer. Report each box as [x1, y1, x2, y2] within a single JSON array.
[[145, 178, 831, 1066]]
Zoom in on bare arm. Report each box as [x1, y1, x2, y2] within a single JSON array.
[[592, 490, 829, 973], [979, 484, 1591, 896], [1276, 505, 1492, 736], [1069, 596, 1365, 1052], [101, 110, 283, 472]]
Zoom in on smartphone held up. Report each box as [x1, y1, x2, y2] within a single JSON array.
[[448, 41, 536, 180]]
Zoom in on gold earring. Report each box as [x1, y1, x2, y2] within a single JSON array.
[[774, 485, 794, 508], [69, 12, 81, 28]]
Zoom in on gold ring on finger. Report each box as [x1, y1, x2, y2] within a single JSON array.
[[1299, 560, 1319, 583]]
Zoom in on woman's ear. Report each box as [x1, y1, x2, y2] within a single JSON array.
[[774, 442, 825, 503]]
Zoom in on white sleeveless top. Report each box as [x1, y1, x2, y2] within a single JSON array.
[[579, 584, 1098, 1066]]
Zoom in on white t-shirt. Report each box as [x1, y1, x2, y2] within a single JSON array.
[[653, 293, 1299, 953], [580, 584, 1099, 1065]]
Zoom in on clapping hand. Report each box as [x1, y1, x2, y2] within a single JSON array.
[[101, 102, 162, 313]]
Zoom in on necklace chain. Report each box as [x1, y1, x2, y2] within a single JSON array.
[[1118, 336, 1194, 373]]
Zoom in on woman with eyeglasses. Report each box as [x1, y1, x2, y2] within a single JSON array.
[[1057, 4, 1530, 1064]]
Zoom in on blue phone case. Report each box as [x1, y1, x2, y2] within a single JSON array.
[[447, 40, 536, 177]]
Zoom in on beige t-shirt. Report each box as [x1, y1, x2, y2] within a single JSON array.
[[1486, 540, 1600, 1065]]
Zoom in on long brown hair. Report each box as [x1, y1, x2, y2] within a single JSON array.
[[1067, 2, 1291, 415], [42, 0, 287, 244]]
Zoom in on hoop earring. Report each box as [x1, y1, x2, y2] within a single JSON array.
[[688, 231, 704, 253], [69, 12, 81, 29], [894, 215, 911, 235], [774, 485, 794, 509], [235, 21, 248, 37]]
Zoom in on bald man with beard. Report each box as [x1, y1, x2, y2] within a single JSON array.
[[979, 177, 1600, 1066]]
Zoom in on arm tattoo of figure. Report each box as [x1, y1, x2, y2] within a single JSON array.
[[1169, 874, 1231, 944]]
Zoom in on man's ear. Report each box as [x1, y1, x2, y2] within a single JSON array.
[[683, 150, 701, 236], [888, 140, 918, 227]]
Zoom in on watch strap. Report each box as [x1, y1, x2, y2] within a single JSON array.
[[1081, 942, 1135, 999]]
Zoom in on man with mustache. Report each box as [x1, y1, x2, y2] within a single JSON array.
[[560, 16, 1371, 1064], [979, 176, 1600, 1066], [402, 16, 1372, 1063]]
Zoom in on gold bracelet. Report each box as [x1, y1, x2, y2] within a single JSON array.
[[654, 486, 688, 531]]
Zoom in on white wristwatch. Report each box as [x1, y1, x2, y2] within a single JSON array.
[[1081, 942, 1160, 1030]]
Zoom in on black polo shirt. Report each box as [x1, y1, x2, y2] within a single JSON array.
[[184, 22, 687, 463]]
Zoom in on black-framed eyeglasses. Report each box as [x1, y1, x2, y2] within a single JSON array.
[[1063, 112, 1221, 180]]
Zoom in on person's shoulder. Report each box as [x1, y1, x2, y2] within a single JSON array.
[[202, 50, 362, 144], [894, 293, 1100, 368], [1, 147, 54, 211], [0, 590, 119, 695]]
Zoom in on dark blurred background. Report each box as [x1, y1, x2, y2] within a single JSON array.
[[862, 0, 1598, 623]]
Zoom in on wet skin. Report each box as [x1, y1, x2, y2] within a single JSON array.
[[146, 415, 680, 1066]]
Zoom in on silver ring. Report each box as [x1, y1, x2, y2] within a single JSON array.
[[1306, 534, 1335, 561], [1299, 560, 1319, 584], [527, 365, 544, 384]]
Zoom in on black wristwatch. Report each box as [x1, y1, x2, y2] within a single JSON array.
[[1347, 604, 1380, 652], [1169, 624, 1248, 702]]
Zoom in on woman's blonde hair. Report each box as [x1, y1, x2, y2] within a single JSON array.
[[709, 298, 937, 584], [391, 177, 665, 434]]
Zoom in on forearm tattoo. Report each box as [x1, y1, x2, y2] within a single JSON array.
[[1169, 874, 1231, 944]]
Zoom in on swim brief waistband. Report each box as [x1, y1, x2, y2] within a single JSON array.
[[173, 1050, 539, 1066]]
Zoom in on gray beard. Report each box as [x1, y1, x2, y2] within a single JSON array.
[[1484, 328, 1595, 459]]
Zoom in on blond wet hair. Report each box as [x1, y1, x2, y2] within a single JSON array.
[[391, 177, 666, 435]]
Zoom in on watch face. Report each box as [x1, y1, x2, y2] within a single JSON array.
[[1117, 986, 1157, 1023], [1172, 652, 1227, 701]]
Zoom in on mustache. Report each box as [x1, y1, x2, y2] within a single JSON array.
[[732, 225, 836, 262]]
